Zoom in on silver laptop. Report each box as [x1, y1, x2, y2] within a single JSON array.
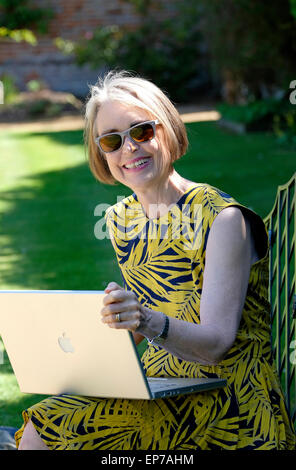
[[0, 290, 226, 399]]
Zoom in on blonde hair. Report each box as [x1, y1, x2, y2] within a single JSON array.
[[84, 70, 188, 185]]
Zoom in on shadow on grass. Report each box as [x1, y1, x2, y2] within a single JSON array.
[[16, 129, 86, 147], [0, 162, 125, 290]]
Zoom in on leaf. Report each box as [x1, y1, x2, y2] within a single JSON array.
[[0, 27, 37, 45]]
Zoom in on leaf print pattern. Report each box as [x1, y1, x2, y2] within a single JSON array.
[[15, 183, 296, 450]]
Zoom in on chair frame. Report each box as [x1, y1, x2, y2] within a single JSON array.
[[264, 172, 296, 429]]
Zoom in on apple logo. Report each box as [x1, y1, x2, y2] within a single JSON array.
[[58, 332, 75, 353]]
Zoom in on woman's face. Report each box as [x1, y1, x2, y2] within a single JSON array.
[[95, 100, 168, 192]]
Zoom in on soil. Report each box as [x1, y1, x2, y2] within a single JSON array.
[[0, 98, 220, 133]]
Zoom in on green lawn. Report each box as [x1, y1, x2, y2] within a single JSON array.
[[0, 121, 295, 428]]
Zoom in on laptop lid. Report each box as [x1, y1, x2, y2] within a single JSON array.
[[0, 290, 152, 399]]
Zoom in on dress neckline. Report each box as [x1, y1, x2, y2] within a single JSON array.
[[131, 183, 200, 222]]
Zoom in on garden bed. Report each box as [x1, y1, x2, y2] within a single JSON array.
[[0, 88, 83, 123]]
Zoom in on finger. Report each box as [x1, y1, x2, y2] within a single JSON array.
[[103, 288, 137, 307], [101, 299, 130, 318], [104, 282, 123, 294], [101, 308, 141, 325], [110, 312, 127, 324], [102, 289, 128, 307], [105, 312, 141, 331], [101, 296, 141, 323]]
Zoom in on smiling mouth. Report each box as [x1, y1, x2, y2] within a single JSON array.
[[123, 157, 151, 169]]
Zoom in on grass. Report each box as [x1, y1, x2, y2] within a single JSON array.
[[0, 121, 295, 428]]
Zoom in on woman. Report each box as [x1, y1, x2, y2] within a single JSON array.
[[16, 71, 295, 450]]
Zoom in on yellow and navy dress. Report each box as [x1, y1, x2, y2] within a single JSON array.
[[15, 183, 296, 450]]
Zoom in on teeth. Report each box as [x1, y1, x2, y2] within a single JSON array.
[[125, 158, 150, 169]]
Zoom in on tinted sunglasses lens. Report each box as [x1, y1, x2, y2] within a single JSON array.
[[130, 123, 154, 142], [99, 134, 122, 152]]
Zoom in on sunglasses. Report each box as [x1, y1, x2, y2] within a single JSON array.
[[95, 120, 159, 153]]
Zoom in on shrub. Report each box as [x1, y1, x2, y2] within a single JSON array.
[[199, 0, 296, 104], [0, 0, 54, 34], [217, 96, 296, 147], [0, 74, 19, 104], [57, 0, 208, 103]]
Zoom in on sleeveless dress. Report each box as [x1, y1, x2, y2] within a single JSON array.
[[15, 183, 296, 450]]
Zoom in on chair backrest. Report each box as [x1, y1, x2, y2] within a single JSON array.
[[264, 172, 296, 429]]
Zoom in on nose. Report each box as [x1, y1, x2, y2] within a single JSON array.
[[121, 135, 139, 153]]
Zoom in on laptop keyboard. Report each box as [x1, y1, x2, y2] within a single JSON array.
[[147, 377, 183, 391]]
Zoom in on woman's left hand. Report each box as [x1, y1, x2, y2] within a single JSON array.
[[101, 281, 149, 332]]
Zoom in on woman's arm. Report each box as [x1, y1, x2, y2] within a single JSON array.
[[101, 207, 254, 365]]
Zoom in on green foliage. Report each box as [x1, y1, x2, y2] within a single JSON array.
[[73, 25, 123, 68], [54, 36, 75, 55], [273, 108, 296, 148], [0, 25, 37, 44], [0, 73, 19, 104], [59, 0, 205, 102], [218, 97, 296, 148], [290, 0, 296, 18], [121, 0, 153, 15], [202, 0, 296, 143], [22, 99, 65, 118], [26, 99, 51, 117], [218, 99, 287, 126], [26, 79, 45, 92], [199, 0, 296, 103], [0, 0, 54, 34]]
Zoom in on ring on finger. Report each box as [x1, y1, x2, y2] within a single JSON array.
[[115, 313, 121, 322]]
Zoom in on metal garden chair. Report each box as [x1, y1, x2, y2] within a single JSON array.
[[264, 172, 296, 430]]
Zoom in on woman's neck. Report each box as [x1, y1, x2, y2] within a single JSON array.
[[134, 170, 194, 219]]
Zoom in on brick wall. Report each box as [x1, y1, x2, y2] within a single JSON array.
[[0, 0, 176, 97]]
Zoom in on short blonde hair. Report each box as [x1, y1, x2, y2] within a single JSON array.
[[84, 70, 188, 185]]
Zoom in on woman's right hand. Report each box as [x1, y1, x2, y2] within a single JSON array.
[[101, 282, 150, 342]]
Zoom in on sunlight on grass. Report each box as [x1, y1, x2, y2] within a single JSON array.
[[0, 372, 19, 401], [0, 338, 20, 413], [0, 131, 86, 192]]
